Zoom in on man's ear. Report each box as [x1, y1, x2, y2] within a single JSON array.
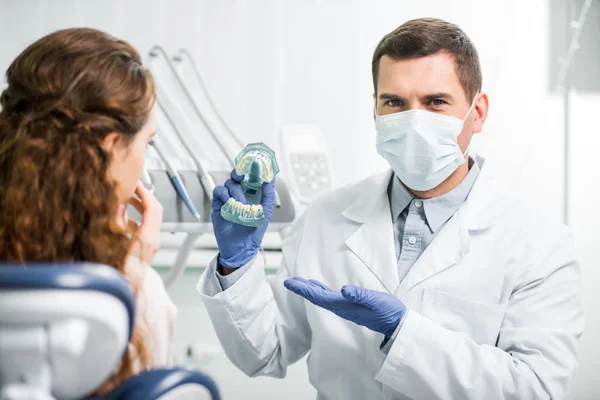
[[472, 93, 489, 134]]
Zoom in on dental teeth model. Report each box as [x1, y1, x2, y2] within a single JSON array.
[[220, 198, 265, 227], [220, 142, 279, 227], [235, 143, 279, 196]]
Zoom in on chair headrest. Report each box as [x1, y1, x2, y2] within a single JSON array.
[[90, 368, 221, 400], [0, 263, 135, 339]]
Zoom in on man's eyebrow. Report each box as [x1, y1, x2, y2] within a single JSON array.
[[378, 93, 407, 102], [422, 92, 454, 101]]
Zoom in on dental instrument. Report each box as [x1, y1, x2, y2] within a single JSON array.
[[150, 139, 200, 220]]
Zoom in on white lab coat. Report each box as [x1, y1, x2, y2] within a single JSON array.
[[197, 156, 584, 400]]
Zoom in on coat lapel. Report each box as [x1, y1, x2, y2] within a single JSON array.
[[342, 170, 399, 293], [394, 206, 470, 298], [395, 155, 519, 297], [340, 155, 518, 297]]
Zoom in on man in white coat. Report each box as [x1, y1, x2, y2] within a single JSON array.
[[198, 18, 584, 399]]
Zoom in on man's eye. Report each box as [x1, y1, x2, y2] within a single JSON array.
[[385, 99, 401, 107], [430, 99, 446, 106]]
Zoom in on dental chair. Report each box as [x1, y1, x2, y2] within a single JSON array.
[[0, 263, 220, 400]]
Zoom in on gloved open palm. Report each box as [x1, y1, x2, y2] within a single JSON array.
[[284, 277, 406, 338]]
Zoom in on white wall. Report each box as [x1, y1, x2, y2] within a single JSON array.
[[568, 92, 600, 399], [0, 0, 564, 203], [0, 0, 597, 398]]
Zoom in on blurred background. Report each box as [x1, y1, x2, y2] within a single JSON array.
[[0, 0, 598, 398]]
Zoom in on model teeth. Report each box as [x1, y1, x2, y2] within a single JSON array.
[[236, 150, 274, 182], [225, 198, 264, 218]]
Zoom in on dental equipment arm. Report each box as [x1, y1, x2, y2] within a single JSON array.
[[151, 139, 200, 220], [153, 94, 216, 201], [172, 48, 282, 209], [151, 95, 215, 287]]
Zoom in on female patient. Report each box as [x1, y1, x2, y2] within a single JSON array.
[[0, 28, 175, 395]]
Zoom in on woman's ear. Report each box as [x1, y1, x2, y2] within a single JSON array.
[[102, 132, 123, 159]]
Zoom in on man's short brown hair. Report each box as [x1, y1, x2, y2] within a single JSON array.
[[372, 18, 482, 101]]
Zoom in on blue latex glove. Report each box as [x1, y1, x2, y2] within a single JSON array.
[[284, 277, 406, 338], [211, 169, 276, 268]]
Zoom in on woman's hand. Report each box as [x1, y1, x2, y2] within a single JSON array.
[[119, 181, 163, 265]]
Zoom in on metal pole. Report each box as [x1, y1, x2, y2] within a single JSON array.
[[563, 1, 572, 226], [563, 70, 570, 226], [558, 0, 593, 225]]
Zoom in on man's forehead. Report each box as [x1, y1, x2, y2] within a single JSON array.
[[377, 52, 463, 94], [379, 52, 457, 74]]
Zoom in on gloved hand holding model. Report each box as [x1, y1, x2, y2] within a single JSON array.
[[284, 277, 407, 338], [212, 143, 279, 268], [212, 171, 276, 268]]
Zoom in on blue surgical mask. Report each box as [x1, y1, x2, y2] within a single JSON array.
[[375, 96, 478, 191]]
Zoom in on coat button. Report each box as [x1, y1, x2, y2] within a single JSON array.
[[408, 236, 417, 245]]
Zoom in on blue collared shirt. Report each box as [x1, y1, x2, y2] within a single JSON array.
[[389, 158, 480, 281], [381, 157, 480, 353]]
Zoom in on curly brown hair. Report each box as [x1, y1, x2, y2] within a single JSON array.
[[0, 28, 156, 395]]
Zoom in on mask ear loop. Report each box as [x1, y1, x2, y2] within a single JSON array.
[[462, 93, 480, 158], [463, 93, 479, 122]]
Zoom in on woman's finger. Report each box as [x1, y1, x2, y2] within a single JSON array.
[[115, 204, 126, 229], [127, 219, 140, 233], [129, 181, 163, 265], [128, 240, 141, 258], [134, 181, 152, 209], [128, 196, 144, 214], [135, 181, 162, 222]]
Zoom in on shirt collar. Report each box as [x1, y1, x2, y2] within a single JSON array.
[[388, 157, 481, 231], [388, 174, 415, 223]]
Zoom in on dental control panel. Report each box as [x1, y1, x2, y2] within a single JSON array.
[[279, 125, 334, 204], [220, 142, 280, 227]]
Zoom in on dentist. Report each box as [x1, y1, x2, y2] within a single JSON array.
[[198, 18, 583, 399]]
